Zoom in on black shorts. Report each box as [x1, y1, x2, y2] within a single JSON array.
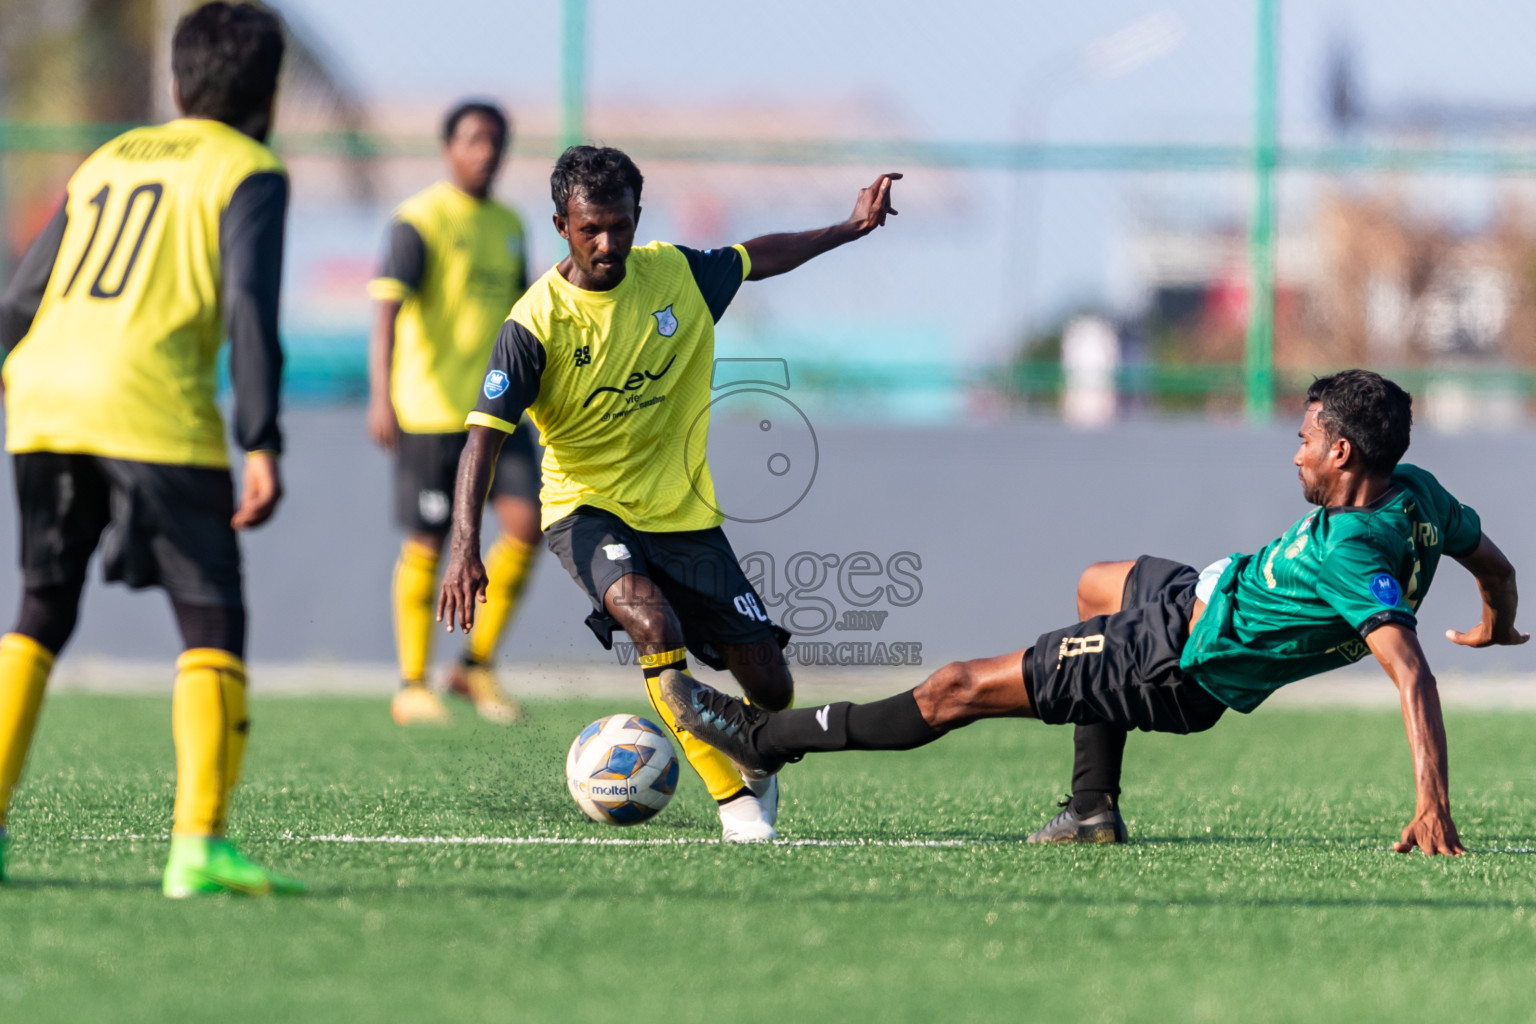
[[394, 424, 539, 533], [1028, 555, 1227, 734], [13, 451, 243, 608], [545, 505, 790, 671]]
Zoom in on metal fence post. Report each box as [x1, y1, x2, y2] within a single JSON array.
[[1246, 0, 1278, 421]]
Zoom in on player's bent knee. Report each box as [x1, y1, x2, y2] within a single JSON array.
[[1077, 560, 1133, 619]]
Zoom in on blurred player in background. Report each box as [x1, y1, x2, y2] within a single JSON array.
[[437, 146, 900, 841], [367, 100, 539, 726], [0, 2, 302, 895], [662, 371, 1523, 856]]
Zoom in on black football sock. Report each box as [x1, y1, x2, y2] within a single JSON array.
[[1069, 722, 1127, 816], [758, 691, 942, 757]]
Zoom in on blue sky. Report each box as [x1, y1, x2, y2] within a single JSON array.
[[284, 0, 1536, 144], [278, 0, 1536, 365]]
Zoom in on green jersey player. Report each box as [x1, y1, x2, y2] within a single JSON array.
[[658, 370, 1526, 856]]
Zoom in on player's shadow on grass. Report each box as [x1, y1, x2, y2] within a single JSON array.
[[3, 877, 161, 893], [313, 877, 1535, 913]]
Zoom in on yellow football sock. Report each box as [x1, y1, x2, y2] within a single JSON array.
[[171, 648, 248, 837], [0, 634, 54, 828], [466, 535, 536, 665], [639, 648, 745, 802], [393, 540, 440, 684]]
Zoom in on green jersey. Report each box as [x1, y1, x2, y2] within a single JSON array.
[[1182, 464, 1482, 712]]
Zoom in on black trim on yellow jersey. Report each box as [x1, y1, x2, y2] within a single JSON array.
[[378, 219, 427, 293], [221, 171, 287, 455], [675, 245, 746, 322], [0, 203, 68, 354], [467, 319, 546, 433]]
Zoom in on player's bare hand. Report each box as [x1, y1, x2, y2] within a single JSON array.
[[1446, 621, 1529, 648], [1392, 809, 1465, 856], [846, 172, 902, 236], [367, 395, 400, 451], [232, 451, 283, 530], [437, 550, 488, 633]]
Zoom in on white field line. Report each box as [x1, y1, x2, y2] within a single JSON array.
[[66, 832, 1536, 853], [74, 832, 982, 849]]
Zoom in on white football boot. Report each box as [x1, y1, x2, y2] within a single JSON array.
[[743, 772, 779, 829], [718, 786, 777, 843]]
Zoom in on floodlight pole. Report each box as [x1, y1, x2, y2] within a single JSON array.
[[1246, 0, 1278, 421], [560, 0, 587, 153]]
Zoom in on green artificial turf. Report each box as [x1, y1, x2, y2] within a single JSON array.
[[3, 693, 1535, 1023]]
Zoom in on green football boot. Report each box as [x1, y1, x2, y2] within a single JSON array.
[[162, 835, 306, 898]]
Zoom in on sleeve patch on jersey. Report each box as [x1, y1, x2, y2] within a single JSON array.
[[1369, 573, 1402, 607], [483, 369, 510, 399]]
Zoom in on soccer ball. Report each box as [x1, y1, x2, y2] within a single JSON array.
[[565, 715, 680, 825]]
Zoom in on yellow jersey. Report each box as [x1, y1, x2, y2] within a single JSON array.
[[467, 241, 750, 532], [368, 181, 527, 433], [3, 118, 287, 467]]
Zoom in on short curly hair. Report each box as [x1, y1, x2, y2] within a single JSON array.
[[1306, 369, 1413, 474], [443, 100, 508, 146], [173, 3, 284, 131], [551, 146, 643, 217]]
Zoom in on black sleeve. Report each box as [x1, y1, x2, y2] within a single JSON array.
[[220, 171, 288, 454], [0, 202, 68, 354], [675, 244, 746, 323], [379, 219, 427, 293], [469, 319, 546, 431]]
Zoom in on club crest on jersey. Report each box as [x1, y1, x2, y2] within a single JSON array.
[[1369, 573, 1402, 607], [653, 305, 678, 337], [483, 369, 510, 399]]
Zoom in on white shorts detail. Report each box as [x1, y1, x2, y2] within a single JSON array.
[[1195, 557, 1232, 605]]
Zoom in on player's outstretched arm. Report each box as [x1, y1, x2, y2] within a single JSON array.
[[741, 172, 901, 280], [437, 425, 508, 633], [1365, 623, 1465, 856], [1446, 533, 1528, 649]]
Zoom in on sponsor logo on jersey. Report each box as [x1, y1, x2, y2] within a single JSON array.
[[603, 543, 632, 562], [814, 705, 831, 732], [483, 369, 510, 399], [653, 305, 679, 337], [1369, 572, 1402, 606], [582, 355, 676, 408]]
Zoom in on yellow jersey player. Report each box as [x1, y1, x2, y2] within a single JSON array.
[[438, 146, 899, 841], [367, 100, 539, 727], [0, 2, 302, 895]]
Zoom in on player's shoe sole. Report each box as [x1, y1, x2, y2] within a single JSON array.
[[445, 663, 523, 725], [162, 836, 307, 898], [1025, 803, 1129, 844], [656, 670, 786, 778], [391, 683, 452, 726]]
